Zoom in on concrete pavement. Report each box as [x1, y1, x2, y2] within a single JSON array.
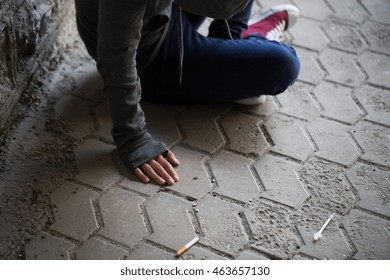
[[1, 0, 389, 260]]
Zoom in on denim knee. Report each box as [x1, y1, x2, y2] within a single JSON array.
[[283, 46, 300, 86], [270, 44, 300, 95]]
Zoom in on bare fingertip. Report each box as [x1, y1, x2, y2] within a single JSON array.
[[143, 178, 150, 184], [159, 179, 166, 186]]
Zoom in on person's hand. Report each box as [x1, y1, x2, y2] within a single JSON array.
[[134, 151, 180, 185]]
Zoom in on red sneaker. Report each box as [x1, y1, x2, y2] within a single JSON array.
[[242, 4, 300, 42]]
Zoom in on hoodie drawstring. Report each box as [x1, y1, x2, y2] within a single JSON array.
[[224, 19, 233, 40], [177, 4, 184, 84], [176, 5, 234, 84]]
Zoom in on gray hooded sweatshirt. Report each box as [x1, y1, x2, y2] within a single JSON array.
[[89, 0, 250, 170]]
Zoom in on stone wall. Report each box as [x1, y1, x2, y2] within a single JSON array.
[[0, 0, 72, 132]]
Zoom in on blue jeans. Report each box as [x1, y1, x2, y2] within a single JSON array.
[[141, 0, 300, 104]]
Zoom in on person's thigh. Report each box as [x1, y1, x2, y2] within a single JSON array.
[[142, 6, 300, 104]]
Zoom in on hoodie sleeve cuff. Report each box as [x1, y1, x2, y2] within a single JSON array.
[[120, 138, 168, 171]]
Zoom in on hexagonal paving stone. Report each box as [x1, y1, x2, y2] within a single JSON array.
[[99, 187, 147, 247], [319, 49, 365, 87], [295, 47, 325, 84], [277, 82, 320, 121], [297, 226, 352, 260], [74, 139, 120, 191], [167, 146, 212, 200], [298, 158, 356, 215], [93, 101, 113, 143], [50, 182, 99, 241], [127, 243, 174, 260], [180, 246, 228, 260], [209, 151, 260, 203], [358, 51, 390, 88], [236, 250, 270, 260], [119, 176, 160, 197], [54, 95, 95, 139], [360, 21, 390, 55], [290, 203, 337, 235], [197, 195, 248, 256], [265, 114, 314, 162], [198, 103, 234, 115], [291, 204, 353, 260], [145, 192, 196, 251], [346, 163, 390, 217], [178, 107, 224, 153], [292, 255, 311, 260], [321, 18, 366, 54], [76, 237, 128, 260], [326, 0, 368, 23], [254, 154, 309, 209], [244, 200, 300, 259], [307, 117, 359, 166], [313, 81, 363, 124], [355, 85, 390, 126], [293, 0, 333, 21], [351, 121, 390, 167], [343, 209, 390, 259], [25, 231, 75, 260], [142, 102, 181, 148], [289, 18, 329, 51], [360, 0, 390, 24], [221, 111, 269, 156]]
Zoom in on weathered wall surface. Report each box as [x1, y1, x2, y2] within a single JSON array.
[[0, 0, 72, 131]]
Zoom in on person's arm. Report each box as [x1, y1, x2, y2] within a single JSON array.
[[97, 0, 179, 185]]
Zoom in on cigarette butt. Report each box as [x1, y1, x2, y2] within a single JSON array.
[[176, 236, 199, 257]]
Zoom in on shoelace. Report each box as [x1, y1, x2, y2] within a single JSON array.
[[265, 20, 286, 42]]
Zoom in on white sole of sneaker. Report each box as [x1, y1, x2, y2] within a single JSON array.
[[235, 95, 266, 105]]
